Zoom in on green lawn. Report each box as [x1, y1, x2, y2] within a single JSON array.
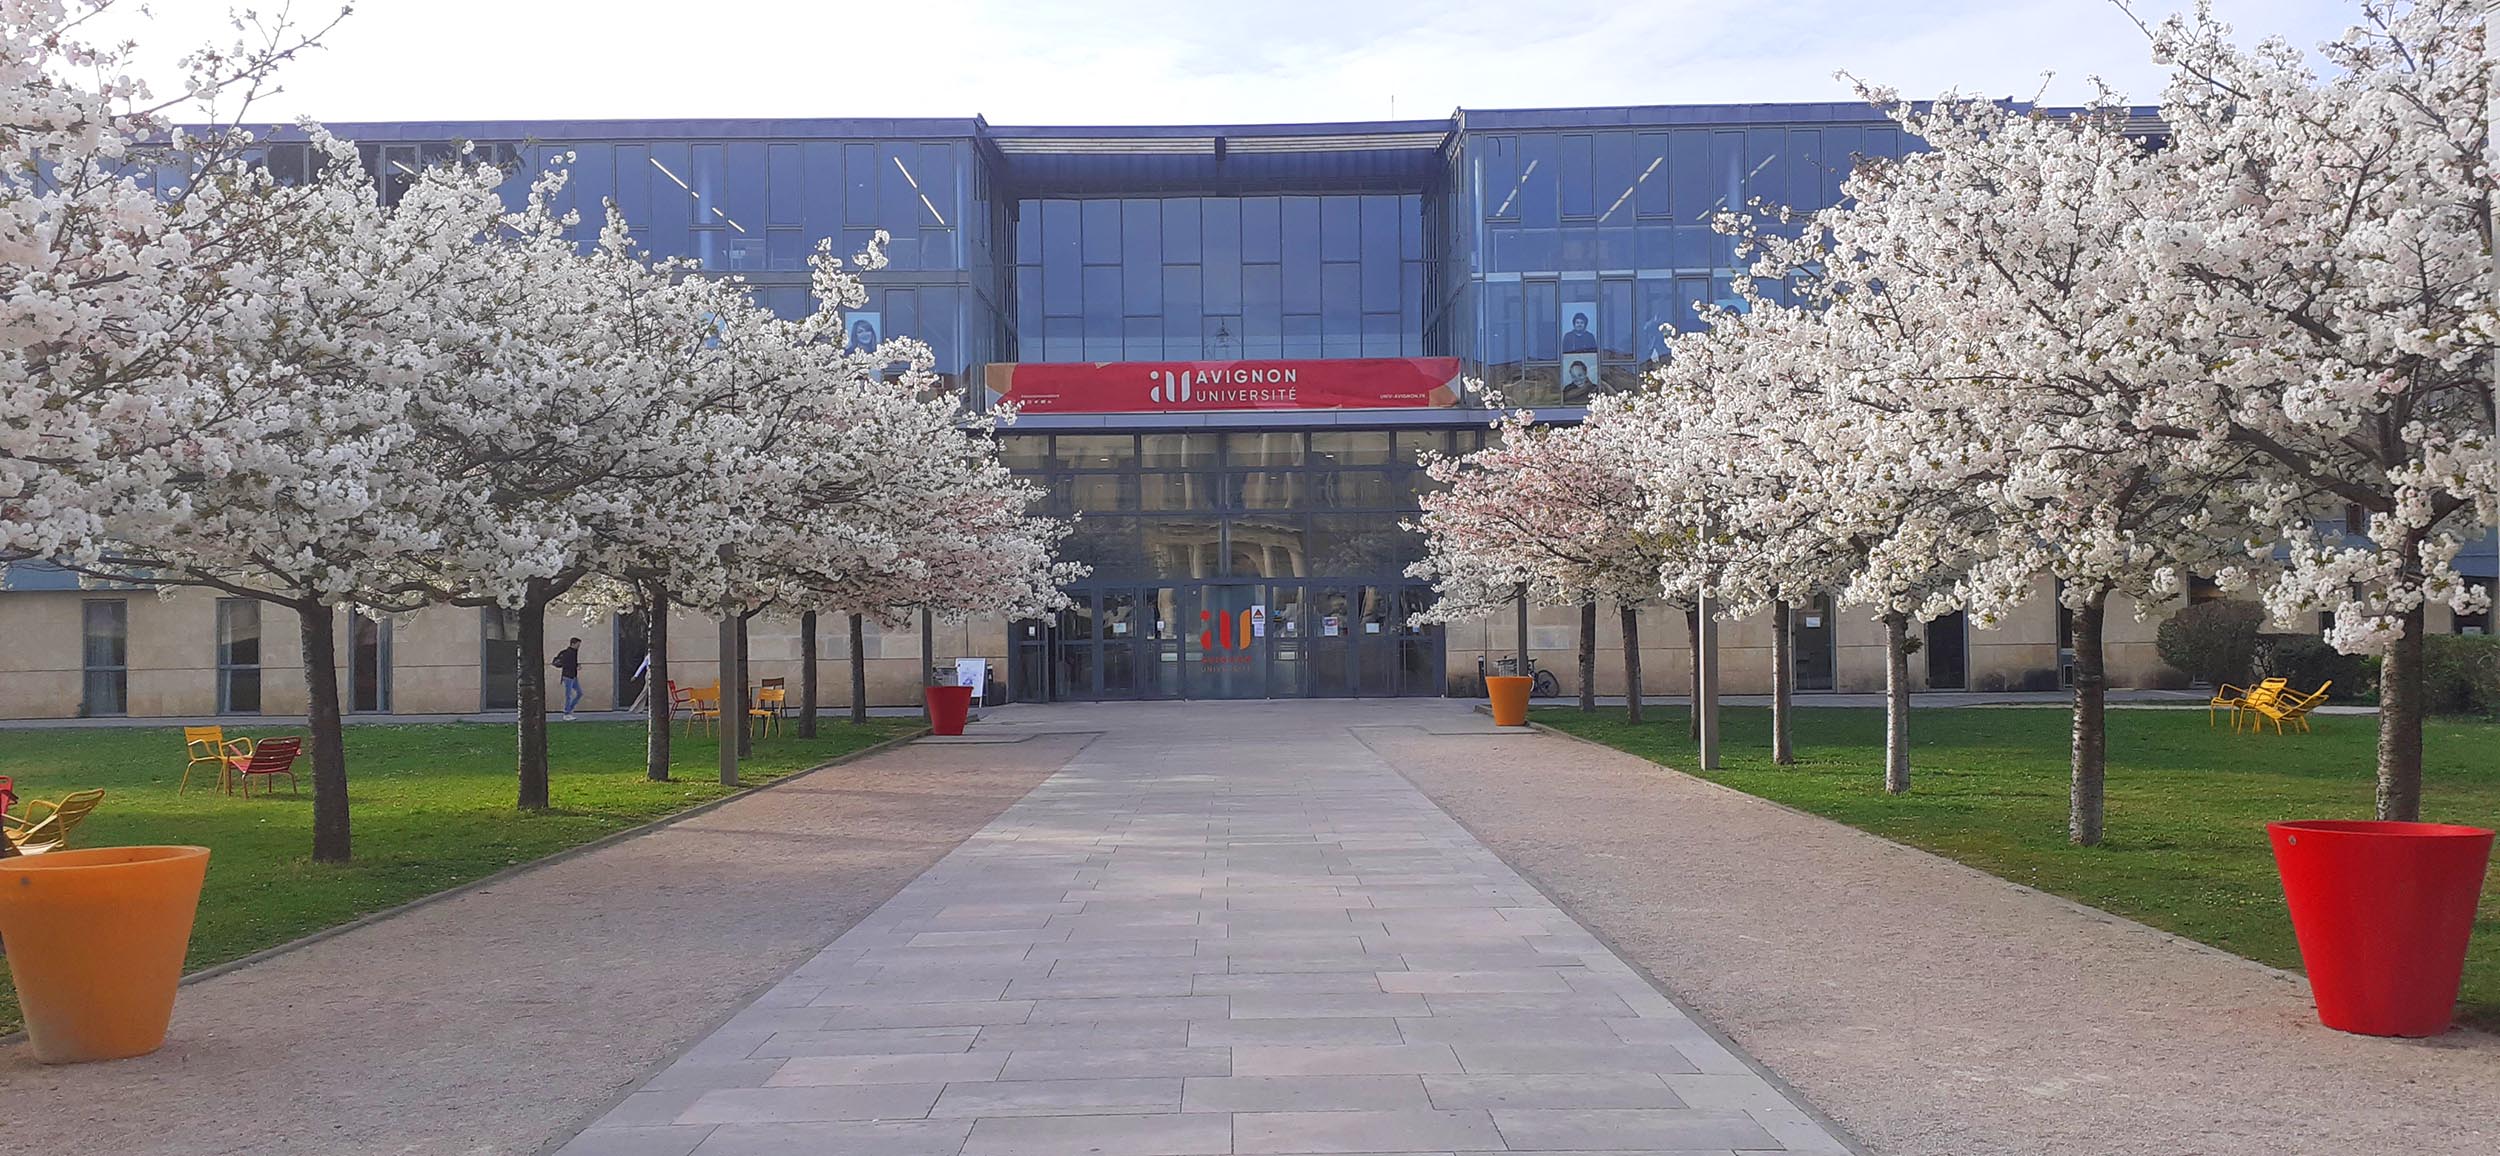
[[0, 717, 922, 1034], [1531, 704, 2500, 1029]]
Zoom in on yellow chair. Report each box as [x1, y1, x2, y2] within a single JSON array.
[[2208, 678, 2287, 732], [749, 678, 787, 738], [2250, 681, 2333, 735], [683, 683, 721, 736], [4, 788, 107, 855], [182, 725, 254, 795]]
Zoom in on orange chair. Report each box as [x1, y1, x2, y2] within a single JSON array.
[[182, 725, 255, 794]]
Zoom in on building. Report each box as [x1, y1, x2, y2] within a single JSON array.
[[3, 105, 2493, 718]]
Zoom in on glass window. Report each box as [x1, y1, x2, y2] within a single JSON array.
[[843, 143, 877, 225], [1311, 431, 1394, 467], [80, 599, 127, 717], [1226, 471, 1304, 510], [1141, 519, 1223, 579], [1054, 435, 1137, 471], [1482, 135, 1521, 220], [1518, 134, 1560, 228], [350, 613, 392, 713], [1063, 473, 1137, 513], [1240, 196, 1281, 263], [1320, 195, 1360, 262], [1560, 134, 1595, 218], [1525, 281, 1560, 362], [1162, 197, 1201, 263], [1228, 517, 1308, 578], [1041, 199, 1082, 316], [1320, 262, 1361, 335], [1140, 472, 1210, 511], [216, 598, 262, 714], [1395, 430, 1448, 463], [1225, 432, 1304, 468], [481, 607, 522, 711], [1140, 433, 1216, 469], [1081, 199, 1121, 265], [1310, 513, 1422, 575]]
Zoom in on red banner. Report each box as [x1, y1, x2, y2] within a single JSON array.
[[986, 358, 1463, 413]]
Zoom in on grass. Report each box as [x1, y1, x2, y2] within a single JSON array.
[[1530, 704, 2500, 1029], [0, 716, 923, 1034]]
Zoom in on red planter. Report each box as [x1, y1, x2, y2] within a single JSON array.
[[2268, 819, 2494, 1037], [924, 685, 973, 736]]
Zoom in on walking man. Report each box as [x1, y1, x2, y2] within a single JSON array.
[[555, 637, 585, 720]]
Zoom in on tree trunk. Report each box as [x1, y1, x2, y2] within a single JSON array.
[[1620, 604, 1644, 725], [645, 583, 670, 782], [1772, 601, 1795, 766], [849, 612, 868, 725], [735, 613, 753, 758], [1577, 600, 1597, 712], [2376, 603, 2426, 822], [1883, 611, 1911, 794], [1514, 587, 1531, 672], [800, 610, 819, 739], [922, 606, 936, 720], [299, 602, 351, 862], [516, 585, 551, 810], [1685, 606, 1703, 740], [718, 614, 741, 786], [2069, 586, 2110, 846]]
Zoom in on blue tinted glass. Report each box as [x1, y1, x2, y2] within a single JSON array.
[[1203, 241, 1241, 314], [1125, 316, 1161, 360], [1082, 199, 1120, 264], [1082, 265, 1120, 325], [1519, 134, 1559, 228], [1592, 133, 1636, 223], [1822, 126, 1862, 207], [1400, 262, 1422, 354], [1321, 261, 1360, 332], [642, 142, 692, 257], [1044, 315, 1084, 362], [878, 147, 918, 235], [1361, 312, 1400, 357], [689, 143, 722, 227], [1082, 281, 1121, 359], [1637, 222, 1674, 268], [1597, 227, 1635, 269], [1321, 196, 1360, 262], [1743, 128, 1784, 212], [1162, 265, 1202, 348], [613, 144, 652, 235], [801, 142, 840, 234], [1203, 197, 1241, 267], [1633, 133, 1671, 219], [915, 142, 957, 226], [1483, 281, 1524, 366], [1242, 264, 1282, 355], [1284, 314, 1323, 358], [843, 144, 876, 226], [569, 144, 616, 226], [1481, 136, 1520, 219], [1017, 265, 1042, 344], [724, 142, 766, 236], [1526, 281, 1559, 361], [1163, 197, 1201, 263], [1637, 275, 1674, 362], [1123, 200, 1160, 315], [1015, 203, 1039, 265], [1042, 199, 1082, 316], [1399, 193, 1423, 260], [885, 287, 917, 346], [1600, 279, 1634, 357], [1560, 135, 1594, 218], [1281, 197, 1321, 314], [924, 285, 960, 372], [766, 144, 801, 226], [1242, 196, 1281, 262]]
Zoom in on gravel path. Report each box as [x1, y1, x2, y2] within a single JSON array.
[[0, 733, 1086, 1156], [1360, 718, 2500, 1156]]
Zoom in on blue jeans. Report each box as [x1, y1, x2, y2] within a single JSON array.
[[561, 676, 583, 713]]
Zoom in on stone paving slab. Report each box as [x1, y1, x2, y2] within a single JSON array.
[[553, 701, 1849, 1156]]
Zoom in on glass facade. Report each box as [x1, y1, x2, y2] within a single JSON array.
[[299, 104, 1908, 699]]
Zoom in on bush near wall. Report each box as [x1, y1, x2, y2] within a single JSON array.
[[2156, 600, 2267, 686], [2423, 635, 2500, 718], [2252, 633, 2380, 703]]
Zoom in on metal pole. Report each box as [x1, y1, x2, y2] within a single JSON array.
[[717, 613, 739, 786], [1515, 586, 1531, 671], [1696, 592, 1721, 771]]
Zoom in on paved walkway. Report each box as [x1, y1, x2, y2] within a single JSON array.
[[1368, 717, 2500, 1156], [0, 733, 1079, 1156], [556, 702, 1850, 1156]]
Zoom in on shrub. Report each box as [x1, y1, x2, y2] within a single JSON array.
[[2156, 600, 2267, 685], [2251, 634, 2378, 703], [2421, 634, 2500, 717]]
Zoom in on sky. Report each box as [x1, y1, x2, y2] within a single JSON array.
[[103, 0, 2363, 127]]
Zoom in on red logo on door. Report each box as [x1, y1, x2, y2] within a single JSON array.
[[1200, 609, 1254, 653]]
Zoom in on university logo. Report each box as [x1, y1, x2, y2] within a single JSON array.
[[1199, 608, 1255, 652], [1148, 367, 1193, 405]]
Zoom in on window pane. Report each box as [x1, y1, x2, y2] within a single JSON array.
[[82, 599, 127, 669], [1560, 134, 1594, 218], [1081, 199, 1121, 264], [1225, 432, 1304, 467], [1310, 432, 1394, 467], [1320, 195, 1360, 262], [1055, 435, 1137, 470], [217, 599, 261, 668], [1162, 197, 1201, 262], [1141, 433, 1216, 469], [1241, 196, 1280, 262]]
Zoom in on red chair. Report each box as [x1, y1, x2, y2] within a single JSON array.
[[0, 775, 15, 818], [233, 737, 304, 798]]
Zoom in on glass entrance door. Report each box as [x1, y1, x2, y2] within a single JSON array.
[[1794, 596, 1836, 692], [1191, 583, 1266, 699]]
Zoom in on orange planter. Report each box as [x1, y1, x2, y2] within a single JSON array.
[[0, 846, 210, 1063], [1486, 675, 1533, 726]]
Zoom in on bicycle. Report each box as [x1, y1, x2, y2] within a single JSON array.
[[1479, 655, 1561, 699]]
